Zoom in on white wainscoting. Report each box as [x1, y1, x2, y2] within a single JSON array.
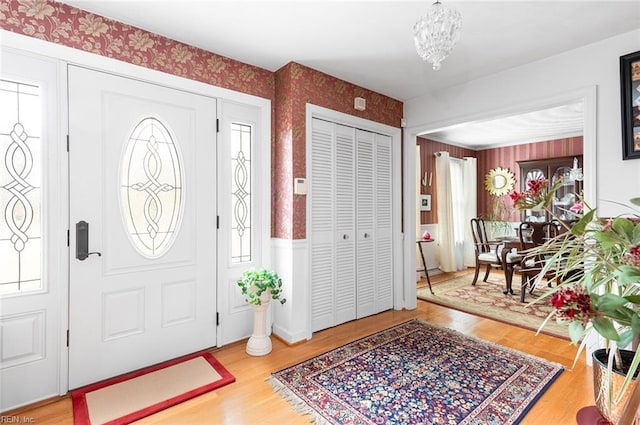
[[271, 238, 310, 344]]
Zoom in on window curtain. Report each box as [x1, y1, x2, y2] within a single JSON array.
[[462, 157, 477, 268], [416, 145, 422, 253], [436, 152, 477, 272], [435, 152, 456, 272]]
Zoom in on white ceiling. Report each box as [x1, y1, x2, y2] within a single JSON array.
[[423, 101, 585, 149], [61, 0, 640, 146]]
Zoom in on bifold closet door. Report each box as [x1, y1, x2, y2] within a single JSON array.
[[355, 130, 393, 318], [373, 133, 393, 313], [310, 119, 356, 332]]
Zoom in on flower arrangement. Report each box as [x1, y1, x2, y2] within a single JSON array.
[[510, 177, 640, 404]]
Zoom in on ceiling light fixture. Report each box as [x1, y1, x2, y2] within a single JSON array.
[[413, 0, 462, 71]]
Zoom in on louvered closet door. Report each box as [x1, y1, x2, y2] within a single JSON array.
[[374, 134, 393, 311], [355, 130, 376, 318], [310, 119, 356, 332], [334, 124, 357, 325], [356, 130, 393, 318]]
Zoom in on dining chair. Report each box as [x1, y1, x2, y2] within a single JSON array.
[[516, 221, 561, 302], [470, 218, 520, 286]]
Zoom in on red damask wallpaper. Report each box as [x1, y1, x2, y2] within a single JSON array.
[[2, 0, 404, 241], [0, 0, 275, 99], [275, 63, 403, 239]]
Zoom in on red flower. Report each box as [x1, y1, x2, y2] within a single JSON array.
[[550, 286, 592, 324], [527, 178, 548, 194]]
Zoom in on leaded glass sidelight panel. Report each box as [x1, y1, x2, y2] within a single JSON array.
[[0, 79, 43, 295], [120, 117, 184, 258], [231, 123, 252, 263]]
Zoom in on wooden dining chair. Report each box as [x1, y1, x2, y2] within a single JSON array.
[[469, 218, 522, 286], [516, 221, 561, 302], [470, 218, 502, 285]]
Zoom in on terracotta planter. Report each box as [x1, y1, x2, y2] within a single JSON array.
[[592, 348, 638, 424]]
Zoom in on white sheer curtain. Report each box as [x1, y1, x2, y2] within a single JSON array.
[[435, 152, 456, 271], [462, 157, 477, 268], [435, 152, 477, 272], [416, 146, 422, 269]]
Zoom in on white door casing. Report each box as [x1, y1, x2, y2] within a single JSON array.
[[0, 49, 66, 412], [68, 66, 217, 389]]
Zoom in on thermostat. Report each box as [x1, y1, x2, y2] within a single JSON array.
[[294, 178, 307, 195]]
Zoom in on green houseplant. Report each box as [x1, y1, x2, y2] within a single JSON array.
[[237, 268, 286, 306], [237, 268, 286, 356], [510, 177, 640, 422]]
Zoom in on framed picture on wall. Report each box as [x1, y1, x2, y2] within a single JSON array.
[[620, 50, 640, 160], [420, 194, 431, 211]]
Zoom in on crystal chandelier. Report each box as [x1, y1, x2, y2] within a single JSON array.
[[413, 0, 462, 71]]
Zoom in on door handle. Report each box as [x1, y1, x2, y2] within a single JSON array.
[[76, 220, 102, 260]]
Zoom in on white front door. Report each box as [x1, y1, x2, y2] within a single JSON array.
[[68, 66, 217, 389], [0, 50, 66, 411]]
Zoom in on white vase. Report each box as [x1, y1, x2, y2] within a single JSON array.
[[245, 289, 272, 356]]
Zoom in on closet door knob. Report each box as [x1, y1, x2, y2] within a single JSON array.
[[343, 234, 349, 240], [364, 233, 370, 239]]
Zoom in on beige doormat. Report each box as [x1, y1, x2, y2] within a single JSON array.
[[417, 273, 569, 339], [71, 351, 234, 424]]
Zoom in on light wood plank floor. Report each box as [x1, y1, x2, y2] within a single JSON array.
[[7, 272, 593, 424]]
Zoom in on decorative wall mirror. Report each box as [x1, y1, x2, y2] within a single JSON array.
[[484, 167, 516, 196]]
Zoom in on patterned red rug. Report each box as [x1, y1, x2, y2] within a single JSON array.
[[417, 272, 569, 339], [270, 320, 563, 425]]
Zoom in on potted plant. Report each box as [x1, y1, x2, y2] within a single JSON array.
[[237, 268, 286, 356], [510, 177, 640, 422]]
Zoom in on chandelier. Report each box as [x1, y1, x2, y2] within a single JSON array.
[[413, 0, 462, 71]]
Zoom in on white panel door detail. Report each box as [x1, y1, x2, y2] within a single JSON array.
[[68, 66, 217, 389], [0, 50, 65, 411]]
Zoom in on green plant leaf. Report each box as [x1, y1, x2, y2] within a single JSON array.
[[592, 317, 621, 341], [596, 293, 631, 311], [571, 209, 595, 235], [568, 321, 585, 344], [615, 265, 640, 285]]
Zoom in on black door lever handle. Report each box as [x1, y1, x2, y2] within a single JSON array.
[[76, 220, 102, 260]]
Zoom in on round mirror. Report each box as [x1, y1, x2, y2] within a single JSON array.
[[493, 175, 507, 189], [485, 167, 515, 196]]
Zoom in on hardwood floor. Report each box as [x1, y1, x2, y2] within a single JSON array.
[[8, 272, 593, 424]]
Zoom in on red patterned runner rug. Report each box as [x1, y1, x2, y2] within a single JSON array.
[[270, 320, 563, 424], [72, 351, 234, 425]]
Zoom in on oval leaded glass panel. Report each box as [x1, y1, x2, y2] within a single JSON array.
[[120, 117, 183, 258]]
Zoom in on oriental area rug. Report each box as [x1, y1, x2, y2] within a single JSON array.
[[71, 351, 234, 425], [270, 320, 563, 425], [417, 272, 569, 339]]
